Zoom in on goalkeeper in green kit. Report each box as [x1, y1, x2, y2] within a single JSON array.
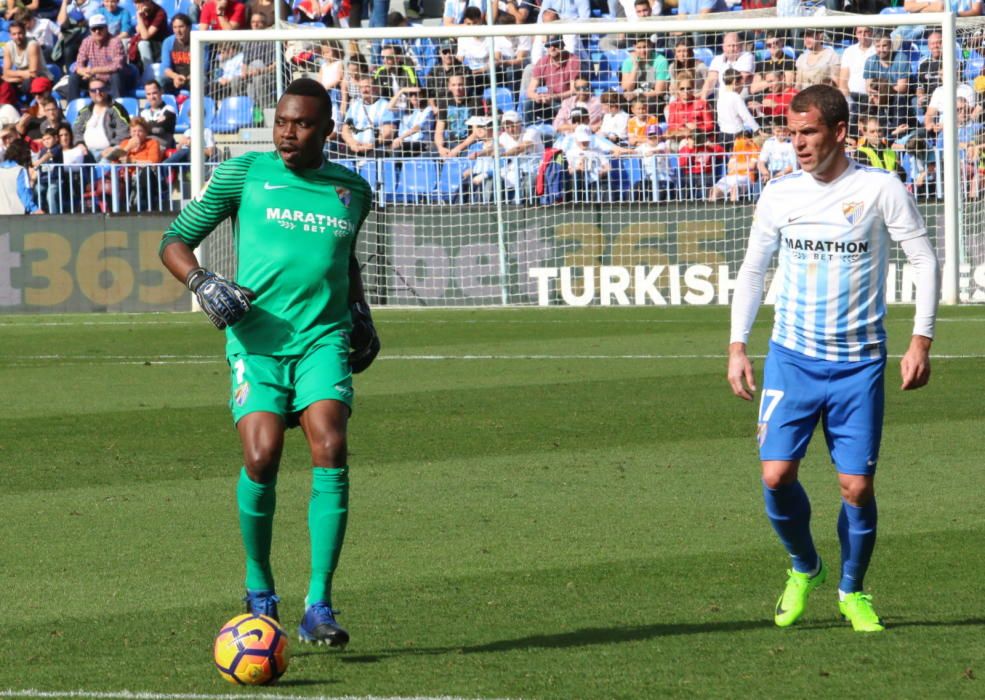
[[160, 79, 378, 648]]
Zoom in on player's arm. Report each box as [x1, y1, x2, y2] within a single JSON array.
[[347, 254, 380, 373], [883, 176, 940, 390], [159, 155, 257, 329], [728, 198, 780, 401]]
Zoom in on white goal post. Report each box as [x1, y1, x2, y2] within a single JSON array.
[[189, 12, 967, 306]]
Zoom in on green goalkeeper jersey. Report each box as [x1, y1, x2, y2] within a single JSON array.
[[161, 151, 372, 358]]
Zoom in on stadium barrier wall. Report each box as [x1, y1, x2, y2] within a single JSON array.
[[4, 204, 981, 313]]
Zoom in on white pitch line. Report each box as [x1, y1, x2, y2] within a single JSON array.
[[0, 692, 511, 700]]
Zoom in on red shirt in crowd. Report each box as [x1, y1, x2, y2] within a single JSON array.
[[666, 98, 714, 135], [532, 51, 581, 98], [678, 141, 725, 175], [199, 0, 248, 30]]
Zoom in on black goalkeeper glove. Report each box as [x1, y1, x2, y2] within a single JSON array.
[[349, 300, 380, 374], [185, 267, 256, 331]]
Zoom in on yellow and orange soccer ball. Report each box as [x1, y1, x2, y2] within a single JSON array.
[[213, 613, 289, 685]]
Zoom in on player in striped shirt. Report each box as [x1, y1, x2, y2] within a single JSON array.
[[728, 85, 940, 632], [160, 79, 378, 648]]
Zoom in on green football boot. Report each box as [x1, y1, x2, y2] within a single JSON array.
[[839, 592, 885, 632], [774, 560, 828, 628]]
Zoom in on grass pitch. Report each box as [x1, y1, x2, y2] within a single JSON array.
[[2, 306, 984, 699]]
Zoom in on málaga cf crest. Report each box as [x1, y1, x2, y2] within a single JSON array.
[[842, 201, 864, 225], [335, 186, 351, 208]]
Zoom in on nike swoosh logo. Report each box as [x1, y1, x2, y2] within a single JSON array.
[[788, 214, 804, 222], [264, 183, 288, 190]]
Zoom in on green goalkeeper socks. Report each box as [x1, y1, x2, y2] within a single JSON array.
[[237, 467, 277, 592], [307, 466, 349, 607]]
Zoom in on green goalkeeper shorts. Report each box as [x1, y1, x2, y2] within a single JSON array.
[[227, 334, 353, 425]]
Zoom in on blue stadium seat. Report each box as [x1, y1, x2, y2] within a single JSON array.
[[437, 158, 470, 203], [118, 97, 140, 117], [965, 53, 985, 83], [65, 97, 91, 125], [47, 64, 62, 81], [376, 160, 401, 204], [395, 159, 438, 202], [483, 86, 515, 116], [161, 94, 178, 112], [174, 96, 215, 132], [211, 95, 255, 133]]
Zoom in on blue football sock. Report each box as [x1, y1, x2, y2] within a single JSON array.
[[762, 480, 819, 574], [837, 497, 877, 593]]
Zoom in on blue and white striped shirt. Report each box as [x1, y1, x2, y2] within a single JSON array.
[[741, 161, 927, 361]]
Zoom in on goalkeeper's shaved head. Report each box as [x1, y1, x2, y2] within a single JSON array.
[[274, 79, 335, 170], [282, 78, 335, 125]]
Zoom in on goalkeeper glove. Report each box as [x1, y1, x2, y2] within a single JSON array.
[[185, 267, 256, 331], [349, 300, 380, 374]]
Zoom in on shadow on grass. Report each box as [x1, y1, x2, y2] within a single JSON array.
[[328, 619, 775, 663]]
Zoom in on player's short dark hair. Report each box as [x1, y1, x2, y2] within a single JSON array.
[[789, 84, 849, 128], [282, 78, 335, 124]]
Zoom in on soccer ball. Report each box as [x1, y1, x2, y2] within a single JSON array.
[[213, 613, 288, 685]]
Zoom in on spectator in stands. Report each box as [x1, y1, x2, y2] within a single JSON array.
[[666, 72, 713, 140], [497, 109, 544, 191], [130, 0, 171, 73], [163, 124, 215, 198], [626, 95, 657, 147], [795, 27, 840, 89], [18, 10, 60, 63], [700, 32, 755, 102], [853, 117, 902, 177], [318, 40, 345, 92], [37, 125, 92, 213], [16, 94, 66, 139], [443, 0, 491, 24], [599, 0, 652, 52], [860, 77, 915, 142], [160, 13, 192, 95], [707, 129, 759, 202], [528, 7, 558, 64], [340, 53, 371, 116], [387, 12, 436, 73], [637, 123, 675, 198], [750, 32, 795, 96], [620, 34, 670, 111], [924, 77, 977, 141], [71, 77, 130, 155], [12, 75, 55, 138], [247, 0, 290, 26], [525, 35, 580, 124], [292, 0, 333, 23], [1, 20, 50, 106], [716, 68, 760, 154], [567, 124, 611, 196], [599, 91, 629, 144], [435, 74, 478, 158], [0, 125, 18, 161], [500, 0, 538, 23], [373, 41, 419, 102], [456, 7, 515, 95], [341, 76, 395, 156], [677, 130, 724, 200], [837, 25, 875, 109], [463, 116, 498, 199], [67, 14, 130, 100], [199, 0, 247, 30], [748, 71, 796, 120], [0, 138, 42, 214], [211, 41, 245, 100], [57, 0, 103, 27], [101, 0, 135, 40], [553, 78, 602, 135], [117, 116, 163, 207], [904, 0, 982, 15], [492, 13, 530, 98], [140, 79, 176, 147], [387, 85, 434, 155], [241, 13, 277, 112], [426, 39, 469, 109], [756, 118, 796, 184], [914, 30, 942, 115], [863, 31, 910, 98], [668, 37, 708, 93]]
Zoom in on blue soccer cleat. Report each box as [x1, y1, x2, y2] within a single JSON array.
[[244, 590, 281, 623], [298, 602, 349, 648]]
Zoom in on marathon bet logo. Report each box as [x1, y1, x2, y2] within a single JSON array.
[[266, 207, 353, 236]]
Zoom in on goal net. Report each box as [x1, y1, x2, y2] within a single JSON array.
[[190, 11, 979, 307]]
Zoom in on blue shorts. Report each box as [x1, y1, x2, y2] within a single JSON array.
[[757, 342, 886, 475]]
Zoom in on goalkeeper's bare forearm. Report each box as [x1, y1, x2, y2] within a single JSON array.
[[160, 239, 202, 286]]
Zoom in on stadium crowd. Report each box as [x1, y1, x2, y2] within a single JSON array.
[[0, 0, 979, 213]]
